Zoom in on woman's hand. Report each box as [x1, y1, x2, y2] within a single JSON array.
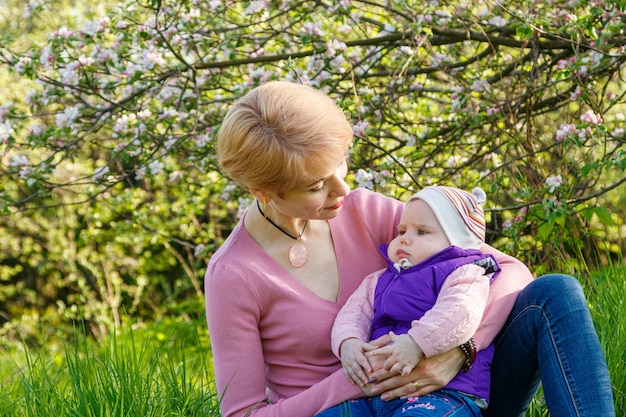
[[365, 334, 466, 401]]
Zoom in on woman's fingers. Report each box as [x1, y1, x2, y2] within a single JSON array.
[[368, 333, 392, 348]]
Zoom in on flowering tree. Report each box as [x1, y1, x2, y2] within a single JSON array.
[[1, 0, 626, 335]]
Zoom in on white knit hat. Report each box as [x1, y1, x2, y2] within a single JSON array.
[[408, 185, 487, 249]]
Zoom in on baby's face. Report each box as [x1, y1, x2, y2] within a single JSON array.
[[387, 199, 451, 265]]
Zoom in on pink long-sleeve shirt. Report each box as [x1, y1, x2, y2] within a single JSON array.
[[205, 188, 533, 417]]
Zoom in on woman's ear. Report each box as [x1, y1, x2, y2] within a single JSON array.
[[249, 188, 272, 204]]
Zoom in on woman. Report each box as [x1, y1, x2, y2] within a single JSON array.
[[204, 80, 615, 417]]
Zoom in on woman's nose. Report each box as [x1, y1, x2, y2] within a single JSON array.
[[329, 175, 350, 197]]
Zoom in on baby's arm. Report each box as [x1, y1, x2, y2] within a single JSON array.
[[370, 263, 490, 373], [331, 270, 382, 385], [408, 263, 491, 357]]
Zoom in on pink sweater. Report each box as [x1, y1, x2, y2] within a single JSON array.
[[205, 188, 533, 417]]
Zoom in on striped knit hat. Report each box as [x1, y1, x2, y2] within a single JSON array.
[[408, 185, 487, 249]]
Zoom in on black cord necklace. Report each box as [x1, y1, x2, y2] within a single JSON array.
[[256, 200, 308, 268]]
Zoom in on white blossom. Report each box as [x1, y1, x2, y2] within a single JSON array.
[[93, 166, 110, 181], [355, 169, 374, 189], [545, 175, 563, 193], [10, 154, 28, 167], [148, 160, 165, 175]]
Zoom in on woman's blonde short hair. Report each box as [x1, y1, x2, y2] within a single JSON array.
[[216, 81, 353, 196]]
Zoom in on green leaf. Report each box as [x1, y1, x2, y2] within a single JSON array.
[[538, 219, 554, 241], [594, 206, 614, 226], [516, 25, 534, 40]]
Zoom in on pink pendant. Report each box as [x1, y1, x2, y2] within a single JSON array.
[[289, 241, 308, 268]]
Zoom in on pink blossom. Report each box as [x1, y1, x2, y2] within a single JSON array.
[[302, 22, 324, 36], [326, 40, 347, 57], [59, 66, 79, 85], [51, 26, 75, 39], [556, 123, 576, 141], [14, 57, 32, 74], [570, 86, 582, 100], [352, 120, 369, 136], [194, 244, 206, 258], [0, 102, 12, 123], [40, 46, 53, 66], [580, 110, 602, 124], [28, 123, 45, 137], [19, 166, 32, 180]]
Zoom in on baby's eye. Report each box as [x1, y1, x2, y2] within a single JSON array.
[[417, 229, 428, 235]]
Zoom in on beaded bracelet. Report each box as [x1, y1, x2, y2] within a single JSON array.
[[460, 337, 477, 372]]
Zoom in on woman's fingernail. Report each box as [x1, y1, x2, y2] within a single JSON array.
[[370, 387, 379, 394], [368, 377, 377, 383]]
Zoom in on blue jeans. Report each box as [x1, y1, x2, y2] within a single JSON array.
[[484, 274, 615, 417], [315, 389, 482, 417]]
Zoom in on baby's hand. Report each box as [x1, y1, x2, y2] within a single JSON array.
[[339, 338, 375, 386], [369, 332, 423, 376]]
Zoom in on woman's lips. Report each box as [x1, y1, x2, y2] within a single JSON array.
[[326, 200, 343, 210]]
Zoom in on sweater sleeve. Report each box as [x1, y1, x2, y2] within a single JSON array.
[[206, 263, 362, 417], [331, 270, 382, 357], [473, 243, 535, 350], [407, 263, 490, 358]]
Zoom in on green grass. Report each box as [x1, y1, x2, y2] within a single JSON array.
[[525, 263, 626, 416], [1, 266, 624, 416], [0, 319, 221, 417]]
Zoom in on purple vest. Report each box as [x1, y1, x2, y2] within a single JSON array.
[[371, 245, 498, 401]]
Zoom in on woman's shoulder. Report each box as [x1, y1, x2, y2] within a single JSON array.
[[344, 187, 404, 214], [331, 188, 404, 251], [204, 226, 270, 304], [206, 218, 266, 283]]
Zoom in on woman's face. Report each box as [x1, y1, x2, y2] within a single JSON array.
[[270, 157, 350, 221]]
